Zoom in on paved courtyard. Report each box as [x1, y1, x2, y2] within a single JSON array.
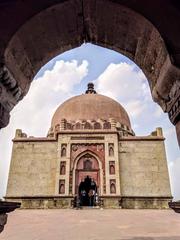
[[1, 209, 180, 240]]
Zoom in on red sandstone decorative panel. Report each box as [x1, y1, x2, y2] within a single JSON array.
[[70, 143, 105, 170], [70, 143, 106, 194]]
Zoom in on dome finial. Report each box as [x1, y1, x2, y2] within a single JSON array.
[[85, 82, 97, 94]]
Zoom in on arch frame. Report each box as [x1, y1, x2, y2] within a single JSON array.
[[0, 0, 179, 144], [72, 150, 104, 195]]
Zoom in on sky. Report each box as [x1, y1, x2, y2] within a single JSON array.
[[0, 43, 179, 199]]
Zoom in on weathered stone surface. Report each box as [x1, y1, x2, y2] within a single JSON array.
[[0, 104, 9, 128], [6, 141, 58, 197], [121, 197, 171, 209], [1, 209, 180, 239], [119, 140, 172, 198], [0, 214, 7, 233]]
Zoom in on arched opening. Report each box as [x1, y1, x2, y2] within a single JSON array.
[[94, 122, 101, 129], [109, 162, 115, 175], [0, 42, 179, 203], [103, 122, 111, 129], [1, 0, 179, 145], [60, 162, 66, 175], [84, 122, 92, 129], [78, 175, 97, 206], [74, 152, 101, 206], [59, 180, 65, 194], [110, 181, 116, 194], [61, 148, 66, 157], [75, 122, 81, 130], [109, 147, 114, 157]]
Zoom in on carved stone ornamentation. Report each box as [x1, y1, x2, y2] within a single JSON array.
[[166, 80, 180, 125], [72, 145, 78, 151], [0, 103, 10, 128], [0, 65, 23, 128]]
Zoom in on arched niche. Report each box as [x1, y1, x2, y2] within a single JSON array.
[[72, 151, 103, 195], [110, 180, 116, 194], [76, 154, 99, 171], [61, 147, 67, 157]]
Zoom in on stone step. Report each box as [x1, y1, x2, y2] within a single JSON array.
[[80, 206, 101, 210]]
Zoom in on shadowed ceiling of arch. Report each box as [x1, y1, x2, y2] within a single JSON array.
[[4, 0, 169, 96]]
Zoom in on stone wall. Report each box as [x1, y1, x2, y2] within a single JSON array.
[[121, 197, 172, 209], [7, 197, 73, 209], [6, 140, 57, 197], [119, 139, 172, 198]]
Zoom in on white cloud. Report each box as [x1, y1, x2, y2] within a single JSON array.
[[124, 100, 146, 118], [153, 105, 164, 118], [0, 60, 89, 198], [94, 62, 151, 123], [168, 157, 180, 200], [95, 62, 147, 102]]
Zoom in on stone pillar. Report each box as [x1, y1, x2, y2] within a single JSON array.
[[110, 118, 116, 130], [15, 129, 22, 138], [60, 119, 66, 131]]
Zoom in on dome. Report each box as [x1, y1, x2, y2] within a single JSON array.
[[51, 83, 131, 130]]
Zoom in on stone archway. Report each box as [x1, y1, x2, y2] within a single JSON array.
[[72, 151, 103, 195], [75, 153, 100, 195], [0, 1, 179, 142]]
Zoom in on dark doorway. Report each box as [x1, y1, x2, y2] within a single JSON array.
[[78, 175, 97, 206]]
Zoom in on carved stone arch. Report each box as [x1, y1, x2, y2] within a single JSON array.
[[60, 161, 66, 175], [84, 121, 92, 129], [72, 150, 103, 195], [109, 144, 114, 157], [110, 180, 116, 194], [73, 150, 102, 171], [0, 1, 180, 145], [103, 121, 111, 129], [61, 147, 66, 157], [66, 122, 72, 130], [59, 180, 65, 194], [94, 122, 101, 129], [109, 161, 115, 175], [75, 122, 81, 130]]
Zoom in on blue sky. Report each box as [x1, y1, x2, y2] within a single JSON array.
[[0, 43, 179, 199]]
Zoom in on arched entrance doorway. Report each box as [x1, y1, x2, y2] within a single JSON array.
[[75, 153, 100, 206]]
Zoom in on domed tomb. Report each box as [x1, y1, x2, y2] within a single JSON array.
[[51, 83, 133, 133]]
